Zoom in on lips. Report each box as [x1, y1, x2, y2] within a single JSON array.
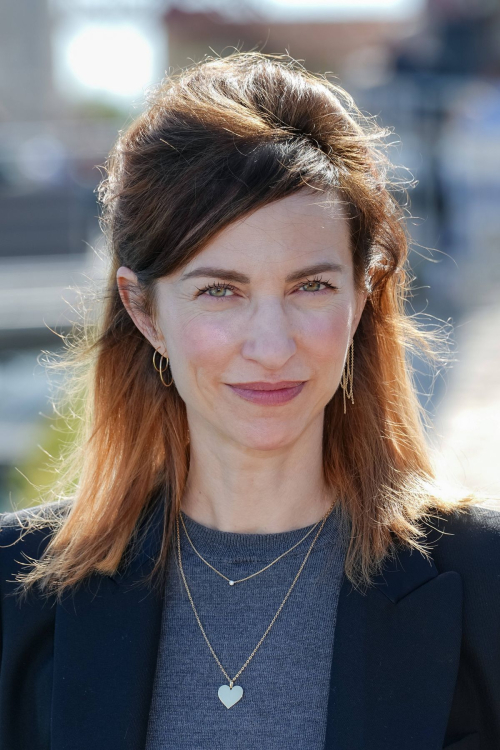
[[226, 381, 306, 405], [227, 381, 304, 391]]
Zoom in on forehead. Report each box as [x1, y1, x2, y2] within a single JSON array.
[[186, 191, 352, 272]]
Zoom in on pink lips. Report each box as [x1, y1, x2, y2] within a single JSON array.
[[230, 381, 303, 390], [226, 381, 306, 405]]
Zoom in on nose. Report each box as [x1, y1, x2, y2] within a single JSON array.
[[240, 298, 297, 369]]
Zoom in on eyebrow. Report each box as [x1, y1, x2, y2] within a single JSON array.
[[179, 262, 345, 284]]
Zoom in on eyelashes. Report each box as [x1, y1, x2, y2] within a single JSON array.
[[195, 276, 338, 300]]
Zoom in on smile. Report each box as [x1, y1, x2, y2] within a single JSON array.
[[225, 382, 306, 405]]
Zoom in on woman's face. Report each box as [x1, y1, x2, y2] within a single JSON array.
[[118, 190, 367, 451]]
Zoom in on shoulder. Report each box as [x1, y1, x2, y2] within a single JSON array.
[[0, 498, 72, 535], [428, 503, 500, 562], [425, 502, 500, 603], [0, 499, 72, 575]]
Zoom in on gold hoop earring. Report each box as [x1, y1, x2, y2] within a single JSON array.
[[152, 348, 173, 387], [340, 339, 354, 414]]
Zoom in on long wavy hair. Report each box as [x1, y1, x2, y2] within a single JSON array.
[[10, 52, 485, 602]]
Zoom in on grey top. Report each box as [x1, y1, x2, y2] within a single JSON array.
[[145, 503, 349, 750]]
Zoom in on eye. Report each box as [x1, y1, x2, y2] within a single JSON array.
[[299, 277, 338, 293], [196, 281, 237, 299], [196, 277, 338, 299]]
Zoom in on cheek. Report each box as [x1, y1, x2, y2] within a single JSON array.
[[301, 312, 349, 365], [174, 315, 236, 370]]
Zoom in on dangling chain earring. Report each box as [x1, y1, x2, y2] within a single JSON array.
[[340, 339, 354, 414], [153, 348, 173, 387]]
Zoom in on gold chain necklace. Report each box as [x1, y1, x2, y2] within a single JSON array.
[[175, 501, 335, 709], [179, 505, 332, 586]]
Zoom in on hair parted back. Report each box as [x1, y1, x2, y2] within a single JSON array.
[[10, 51, 485, 602]]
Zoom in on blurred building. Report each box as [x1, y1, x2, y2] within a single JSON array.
[[0, 0, 118, 508], [0, 0, 59, 122], [164, 6, 413, 81]]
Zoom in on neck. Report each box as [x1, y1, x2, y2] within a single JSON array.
[[181, 482, 335, 534], [181, 412, 335, 534], [180, 491, 335, 535]]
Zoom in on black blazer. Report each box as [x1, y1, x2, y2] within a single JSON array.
[[0, 498, 499, 750]]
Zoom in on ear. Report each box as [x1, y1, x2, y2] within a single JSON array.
[[116, 266, 166, 353]]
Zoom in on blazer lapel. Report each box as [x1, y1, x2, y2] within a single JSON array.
[[323, 543, 464, 750], [51, 499, 165, 750]]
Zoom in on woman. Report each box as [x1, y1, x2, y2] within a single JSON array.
[[0, 52, 498, 750]]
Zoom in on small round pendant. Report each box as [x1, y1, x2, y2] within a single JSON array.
[[229, 580, 235, 586]]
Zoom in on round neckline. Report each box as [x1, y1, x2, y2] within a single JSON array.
[[178, 505, 342, 563]]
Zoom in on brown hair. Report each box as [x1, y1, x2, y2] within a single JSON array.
[[10, 51, 485, 602]]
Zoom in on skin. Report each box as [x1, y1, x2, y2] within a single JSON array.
[[117, 190, 367, 534]]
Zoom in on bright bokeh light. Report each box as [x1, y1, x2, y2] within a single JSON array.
[[66, 24, 154, 97]]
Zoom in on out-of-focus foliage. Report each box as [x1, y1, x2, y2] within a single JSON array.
[[6, 405, 82, 511]]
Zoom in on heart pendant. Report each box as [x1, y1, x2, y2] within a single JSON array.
[[218, 683, 243, 709]]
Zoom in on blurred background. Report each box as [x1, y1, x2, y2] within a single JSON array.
[[1, 0, 499, 512]]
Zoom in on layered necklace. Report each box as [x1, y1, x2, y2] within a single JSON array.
[[175, 499, 336, 709]]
